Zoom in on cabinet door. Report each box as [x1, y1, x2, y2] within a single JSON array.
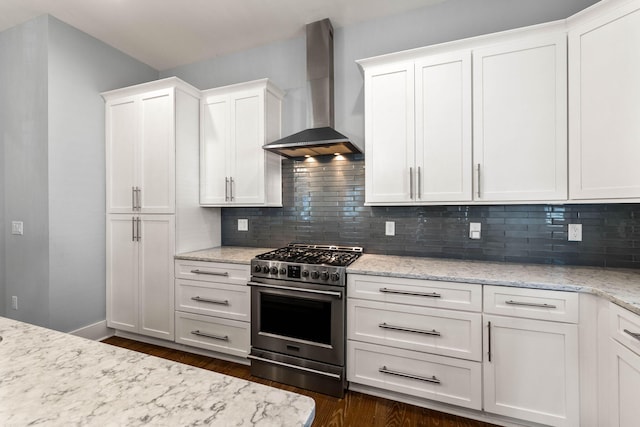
[[473, 34, 567, 201], [106, 97, 138, 213], [230, 90, 265, 204], [138, 215, 175, 340], [106, 215, 139, 332], [139, 89, 175, 213], [483, 315, 579, 426], [569, 1, 640, 200], [201, 95, 230, 205], [364, 62, 415, 204], [610, 339, 640, 427], [415, 51, 472, 202]]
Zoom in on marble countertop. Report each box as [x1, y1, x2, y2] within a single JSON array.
[[176, 247, 275, 264], [0, 317, 315, 426], [348, 254, 640, 315]]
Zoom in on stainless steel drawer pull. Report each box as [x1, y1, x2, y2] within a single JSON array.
[[247, 355, 342, 380], [190, 330, 229, 341], [379, 288, 441, 298], [190, 269, 229, 277], [623, 329, 640, 342], [379, 366, 441, 384], [379, 323, 441, 336], [191, 296, 229, 305], [505, 300, 557, 309]]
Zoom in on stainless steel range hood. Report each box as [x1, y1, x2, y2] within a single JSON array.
[[263, 19, 361, 158]]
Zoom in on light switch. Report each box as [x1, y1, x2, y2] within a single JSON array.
[[385, 221, 395, 236], [469, 222, 481, 239], [11, 221, 23, 235], [238, 218, 249, 231]]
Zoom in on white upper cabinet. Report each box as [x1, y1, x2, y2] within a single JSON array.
[[568, 0, 640, 201], [359, 23, 567, 205], [472, 33, 568, 202], [361, 52, 471, 205], [106, 88, 176, 214], [200, 79, 284, 207]]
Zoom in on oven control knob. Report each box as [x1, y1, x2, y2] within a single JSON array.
[[311, 271, 320, 279], [330, 272, 340, 282], [262, 265, 270, 274], [301, 270, 309, 277], [270, 266, 279, 275], [320, 271, 329, 281], [279, 267, 287, 275], [254, 265, 262, 273]]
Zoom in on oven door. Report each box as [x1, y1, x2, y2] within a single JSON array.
[[249, 278, 345, 366]]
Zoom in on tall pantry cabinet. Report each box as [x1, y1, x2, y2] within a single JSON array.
[[103, 77, 220, 341]]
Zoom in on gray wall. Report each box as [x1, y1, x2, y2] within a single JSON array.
[[162, 0, 599, 148], [0, 15, 157, 330], [0, 16, 50, 326]]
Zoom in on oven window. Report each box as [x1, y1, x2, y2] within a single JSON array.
[[260, 293, 332, 345]]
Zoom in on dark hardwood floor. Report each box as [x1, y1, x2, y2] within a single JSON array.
[[102, 336, 498, 427]]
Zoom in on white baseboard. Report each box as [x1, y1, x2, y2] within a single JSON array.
[[69, 320, 114, 341]]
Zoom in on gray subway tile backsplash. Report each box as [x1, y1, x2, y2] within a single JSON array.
[[221, 154, 640, 269]]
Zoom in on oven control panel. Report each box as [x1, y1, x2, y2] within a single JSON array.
[[251, 261, 345, 286]]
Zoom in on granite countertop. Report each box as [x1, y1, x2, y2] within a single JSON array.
[[0, 317, 315, 426], [348, 254, 640, 315], [176, 247, 275, 264]]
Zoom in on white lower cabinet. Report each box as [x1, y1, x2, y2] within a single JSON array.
[[483, 286, 580, 427], [347, 341, 482, 409], [608, 302, 640, 427], [174, 260, 251, 358]]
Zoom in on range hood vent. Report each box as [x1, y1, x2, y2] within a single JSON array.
[[263, 19, 361, 159]]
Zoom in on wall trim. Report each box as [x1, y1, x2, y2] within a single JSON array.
[[69, 320, 114, 341]]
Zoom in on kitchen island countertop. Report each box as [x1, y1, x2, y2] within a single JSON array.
[[0, 316, 315, 426]]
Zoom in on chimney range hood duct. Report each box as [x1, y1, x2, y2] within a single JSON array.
[[263, 19, 361, 158]]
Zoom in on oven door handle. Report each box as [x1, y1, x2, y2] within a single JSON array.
[[247, 281, 342, 298], [247, 355, 342, 380]]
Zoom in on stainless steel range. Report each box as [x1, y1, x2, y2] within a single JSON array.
[[248, 243, 363, 398]]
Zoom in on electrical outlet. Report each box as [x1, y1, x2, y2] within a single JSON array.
[[568, 224, 582, 242], [237, 219, 249, 231], [385, 221, 395, 236], [11, 221, 23, 235], [469, 222, 481, 239], [11, 296, 18, 310]]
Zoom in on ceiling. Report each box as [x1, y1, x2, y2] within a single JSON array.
[[0, 0, 445, 70]]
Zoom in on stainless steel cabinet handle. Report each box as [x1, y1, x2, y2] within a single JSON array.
[[379, 366, 441, 384], [190, 330, 229, 341], [379, 288, 441, 298], [132, 187, 136, 210], [623, 329, 640, 342], [225, 177, 229, 201], [136, 217, 141, 241], [247, 355, 341, 380], [229, 177, 234, 201], [417, 166, 421, 199], [190, 269, 229, 277], [379, 322, 441, 336], [505, 300, 557, 309], [409, 167, 414, 199], [191, 296, 229, 305], [248, 281, 342, 298], [487, 321, 492, 362], [476, 164, 481, 198], [131, 217, 136, 242], [136, 187, 141, 210]]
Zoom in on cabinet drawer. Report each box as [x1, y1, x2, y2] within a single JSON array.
[[484, 285, 579, 323], [347, 341, 482, 410], [176, 279, 249, 322], [348, 299, 482, 361], [175, 311, 249, 358], [175, 260, 249, 285], [348, 274, 481, 312], [610, 302, 640, 356]]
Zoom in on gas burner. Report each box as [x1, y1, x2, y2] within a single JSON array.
[[255, 243, 363, 267]]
